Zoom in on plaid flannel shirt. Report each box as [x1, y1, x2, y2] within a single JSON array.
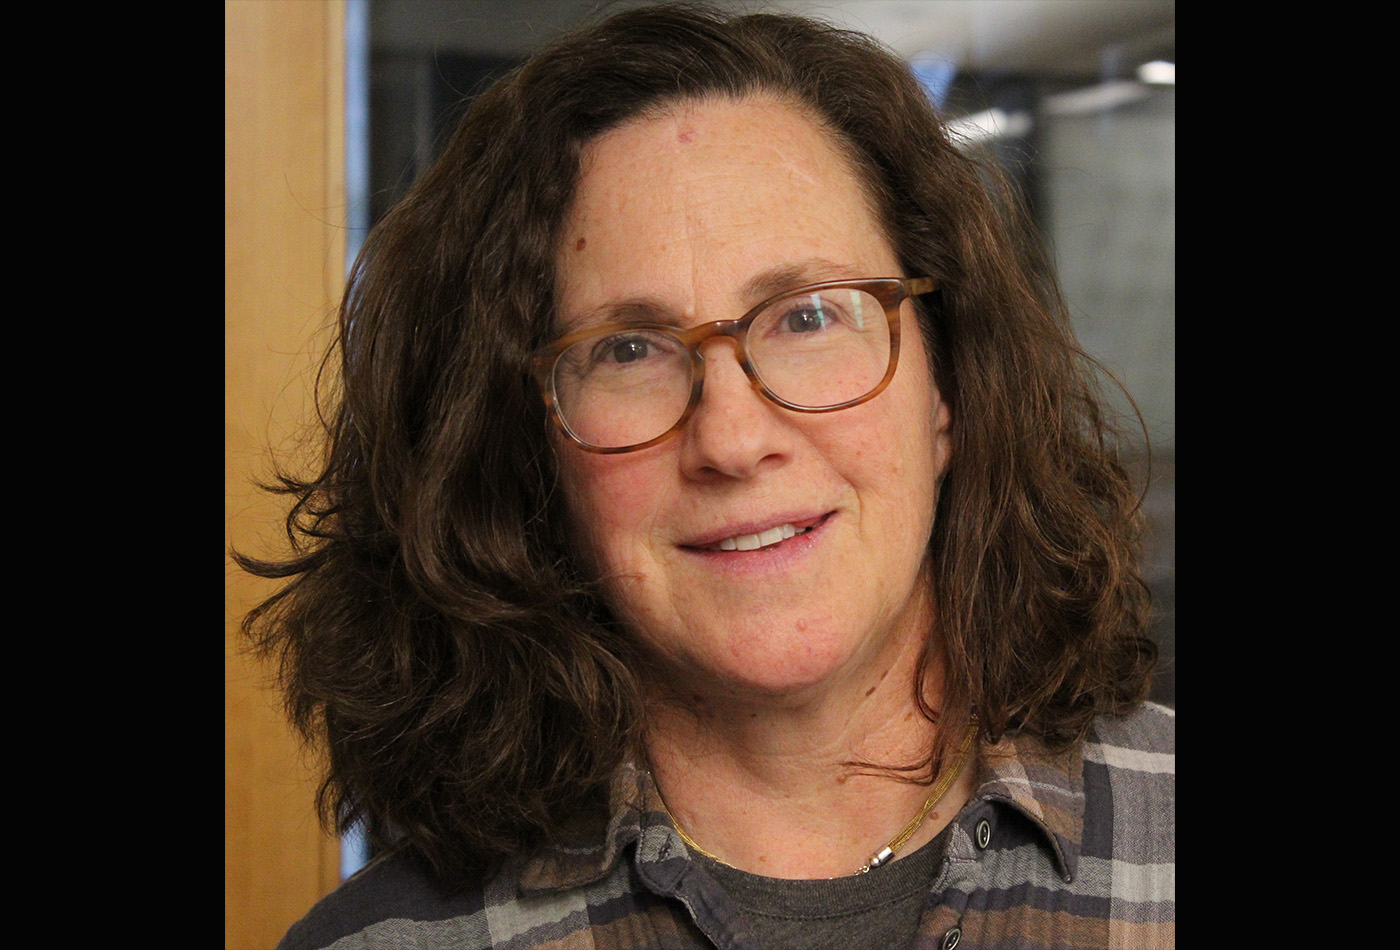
[[280, 702, 1174, 949]]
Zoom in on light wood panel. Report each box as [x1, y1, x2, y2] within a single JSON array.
[[226, 2, 345, 947]]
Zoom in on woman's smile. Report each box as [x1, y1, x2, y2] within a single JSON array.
[[680, 512, 829, 552]]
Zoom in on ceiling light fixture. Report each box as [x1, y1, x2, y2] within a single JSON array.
[[1137, 60, 1176, 84]]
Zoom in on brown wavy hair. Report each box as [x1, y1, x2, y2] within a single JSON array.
[[236, 1, 1155, 886]]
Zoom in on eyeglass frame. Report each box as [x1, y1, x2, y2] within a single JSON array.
[[532, 276, 939, 454]]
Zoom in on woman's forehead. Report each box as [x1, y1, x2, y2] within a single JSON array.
[[557, 97, 894, 327]]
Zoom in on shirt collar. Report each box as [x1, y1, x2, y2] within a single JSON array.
[[516, 761, 660, 893], [971, 731, 1084, 882], [518, 732, 1084, 892]]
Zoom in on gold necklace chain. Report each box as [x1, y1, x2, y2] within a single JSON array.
[[664, 720, 979, 877]]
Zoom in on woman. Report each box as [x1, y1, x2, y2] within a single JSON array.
[[242, 4, 1173, 948]]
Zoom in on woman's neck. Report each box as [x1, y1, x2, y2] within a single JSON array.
[[641, 636, 973, 879]]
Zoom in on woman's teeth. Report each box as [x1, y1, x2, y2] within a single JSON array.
[[715, 524, 808, 551]]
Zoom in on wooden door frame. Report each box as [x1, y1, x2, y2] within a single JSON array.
[[226, 2, 345, 946]]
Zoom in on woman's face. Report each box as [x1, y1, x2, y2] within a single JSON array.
[[553, 96, 952, 702]]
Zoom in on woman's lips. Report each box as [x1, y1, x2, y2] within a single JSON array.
[[684, 513, 831, 552], [715, 523, 799, 551]]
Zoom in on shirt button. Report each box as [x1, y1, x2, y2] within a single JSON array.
[[941, 926, 962, 950], [976, 819, 992, 849]]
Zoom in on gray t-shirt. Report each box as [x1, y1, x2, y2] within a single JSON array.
[[693, 822, 951, 950]]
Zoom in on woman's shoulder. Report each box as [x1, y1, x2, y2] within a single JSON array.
[[1087, 700, 1174, 762], [277, 844, 489, 950], [1081, 701, 1174, 863]]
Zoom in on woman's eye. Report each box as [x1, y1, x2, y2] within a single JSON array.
[[784, 307, 829, 333], [607, 338, 650, 363], [583, 332, 674, 371]]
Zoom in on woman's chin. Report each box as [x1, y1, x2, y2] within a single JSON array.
[[648, 634, 893, 710]]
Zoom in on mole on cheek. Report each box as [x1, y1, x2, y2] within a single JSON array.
[[574, 237, 587, 252]]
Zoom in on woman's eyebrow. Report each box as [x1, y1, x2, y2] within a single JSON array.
[[739, 259, 859, 304], [565, 298, 683, 332], [564, 258, 859, 331]]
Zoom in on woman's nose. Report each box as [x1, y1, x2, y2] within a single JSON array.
[[678, 338, 793, 479]]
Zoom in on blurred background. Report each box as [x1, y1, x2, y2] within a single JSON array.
[[228, 1, 1172, 944]]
